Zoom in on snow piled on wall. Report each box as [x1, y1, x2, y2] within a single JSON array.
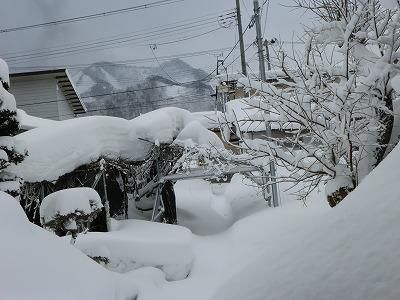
[[0, 191, 137, 300], [10, 107, 223, 182]]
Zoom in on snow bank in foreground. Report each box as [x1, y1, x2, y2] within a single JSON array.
[[10, 107, 222, 182], [0, 192, 137, 300], [74, 219, 194, 281], [211, 142, 400, 300]]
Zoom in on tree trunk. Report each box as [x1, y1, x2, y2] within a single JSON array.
[[161, 181, 177, 224], [374, 92, 394, 167]]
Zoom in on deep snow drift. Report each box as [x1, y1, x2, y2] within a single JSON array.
[[0, 192, 137, 300], [127, 143, 400, 300], [210, 143, 400, 299]]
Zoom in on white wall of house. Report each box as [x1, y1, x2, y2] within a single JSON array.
[[10, 76, 60, 120]]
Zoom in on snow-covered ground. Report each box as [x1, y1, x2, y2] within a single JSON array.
[[127, 143, 400, 300], [0, 191, 138, 300], [4, 102, 400, 299], [74, 218, 194, 281], [4, 137, 400, 299]]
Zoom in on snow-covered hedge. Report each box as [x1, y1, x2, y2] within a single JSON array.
[[40, 188, 103, 235], [9, 107, 224, 183]]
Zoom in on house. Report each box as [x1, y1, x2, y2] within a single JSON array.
[[9, 69, 86, 121], [211, 70, 291, 111]]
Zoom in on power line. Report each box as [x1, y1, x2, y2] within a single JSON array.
[[0, 0, 183, 34], [8, 46, 241, 71], [2, 12, 236, 63], [4, 16, 235, 64], [0, 9, 235, 57]]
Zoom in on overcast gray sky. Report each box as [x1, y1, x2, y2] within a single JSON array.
[[0, 0, 308, 73]]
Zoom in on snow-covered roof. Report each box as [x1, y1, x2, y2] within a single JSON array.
[[10, 68, 87, 115], [211, 70, 287, 86], [226, 97, 300, 133], [192, 111, 225, 129], [9, 107, 223, 183], [18, 109, 57, 130]]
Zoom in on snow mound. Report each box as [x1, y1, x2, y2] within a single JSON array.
[[40, 187, 103, 225], [174, 121, 224, 149], [175, 175, 265, 235], [211, 142, 400, 300], [18, 109, 57, 130], [10, 107, 223, 182], [0, 191, 137, 300], [74, 219, 194, 281]]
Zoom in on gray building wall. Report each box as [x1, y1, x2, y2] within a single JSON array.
[[10, 75, 77, 121], [56, 85, 74, 120]]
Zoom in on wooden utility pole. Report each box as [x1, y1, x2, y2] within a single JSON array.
[[253, 0, 279, 207], [253, 0, 266, 81], [236, 0, 247, 76]]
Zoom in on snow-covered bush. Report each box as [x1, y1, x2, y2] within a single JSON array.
[[0, 58, 26, 196], [237, 0, 400, 206], [40, 187, 103, 236]]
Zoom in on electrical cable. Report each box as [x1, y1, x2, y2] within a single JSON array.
[[0, 0, 183, 34]]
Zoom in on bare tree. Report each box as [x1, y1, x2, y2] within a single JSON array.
[[235, 0, 400, 206]]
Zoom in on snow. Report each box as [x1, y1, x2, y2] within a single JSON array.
[[192, 111, 224, 129], [381, 0, 398, 9], [9, 107, 223, 182], [73, 218, 194, 280], [0, 191, 137, 300], [174, 121, 224, 149], [226, 97, 300, 133], [17, 109, 57, 130], [210, 70, 286, 90], [0, 58, 15, 112], [210, 142, 400, 300], [175, 174, 266, 235], [0, 58, 10, 86], [0, 81, 16, 112], [40, 187, 103, 224], [109, 140, 400, 300], [390, 74, 400, 94]]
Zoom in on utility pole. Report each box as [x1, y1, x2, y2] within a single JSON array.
[[253, 0, 279, 207], [253, 0, 266, 81], [236, 0, 247, 76]]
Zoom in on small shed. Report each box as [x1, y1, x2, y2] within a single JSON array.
[[9, 69, 86, 120]]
